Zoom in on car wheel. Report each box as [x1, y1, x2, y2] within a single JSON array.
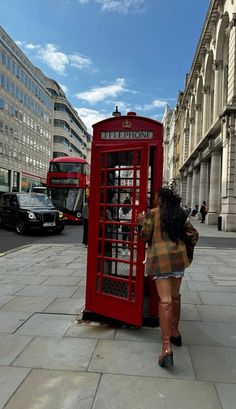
[[52, 226, 64, 234], [16, 220, 27, 234]]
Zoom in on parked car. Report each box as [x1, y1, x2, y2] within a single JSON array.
[[0, 192, 65, 234]]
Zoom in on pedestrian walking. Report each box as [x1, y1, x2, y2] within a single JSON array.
[[82, 200, 89, 247], [139, 188, 198, 368], [200, 201, 208, 223]]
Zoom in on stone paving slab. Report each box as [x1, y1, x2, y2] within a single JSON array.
[[41, 276, 82, 286], [188, 272, 212, 281], [199, 291, 236, 305], [45, 297, 84, 314], [37, 268, 78, 276], [179, 321, 236, 347], [0, 296, 15, 308], [13, 336, 97, 371], [196, 304, 236, 322], [71, 287, 86, 298], [190, 345, 236, 382], [181, 303, 201, 320], [0, 366, 30, 409], [0, 334, 33, 365], [0, 284, 26, 296], [0, 275, 47, 285], [187, 280, 236, 293], [15, 313, 76, 337], [215, 383, 236, 409], [0, 311, 32, 333], [180, 290, 202, 304], [16, 284, 78, 298], [65, 321, 116, 339], [92, 374, 221, 409], [88, 339, 195, 380], [4, 369, 100, 409], [0, 296, 55, 312]]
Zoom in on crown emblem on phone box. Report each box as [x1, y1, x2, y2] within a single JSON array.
[[122, 120, 132, 128]]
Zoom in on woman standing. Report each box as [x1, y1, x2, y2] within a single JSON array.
[[82, 200, 89, 247], [200, 201, 208, 223], [139, 188, 198, 368]]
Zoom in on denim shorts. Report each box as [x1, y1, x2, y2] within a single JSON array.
[[152, 271, 185, 281]]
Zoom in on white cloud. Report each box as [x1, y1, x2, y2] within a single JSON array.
[[25, 43, 40, 50], [18, 42, 93, 76], [38, 44, 69, 75], [138, 99, 168, 111], [78, 0, 146, 14], [69, 53, 92, 70], [75, 78, 128, 104], [59, 83, 69, 94], [75, 107, 108, 134]]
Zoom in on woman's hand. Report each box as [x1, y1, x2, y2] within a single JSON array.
[[137, 211, 145, 225]]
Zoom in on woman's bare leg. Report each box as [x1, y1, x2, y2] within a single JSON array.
[[155, 277, 172, 302], [170, 277, 182, 297]]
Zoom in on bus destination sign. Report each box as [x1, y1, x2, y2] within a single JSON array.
[[101, 131, 153, 140]]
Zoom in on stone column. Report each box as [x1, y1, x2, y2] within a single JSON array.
[[186, 173, 192, 208], [207, 150, 221, 224], [221, 119, 236, 231], [189, 118, 195, 153], [213, 60, 223, 121], [191, 168, 199, 210], [183, 127, 190, 162], [202, 86, 210, 136], [180, 174, 187, 205], [194, 104, 202, 145], [227, 16, 236, 103], [199, 161, 208, 207]]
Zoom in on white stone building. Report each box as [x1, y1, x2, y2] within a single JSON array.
[[162, 105, 176, 189], [175, 0, 236, 231]]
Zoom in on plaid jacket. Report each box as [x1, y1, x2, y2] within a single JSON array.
[[140, 207, 198, 276]]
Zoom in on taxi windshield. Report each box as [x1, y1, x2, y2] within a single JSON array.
[[18, 194, 53, 208]]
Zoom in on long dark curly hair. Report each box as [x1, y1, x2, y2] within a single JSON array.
[[158, 188, 188, 243]]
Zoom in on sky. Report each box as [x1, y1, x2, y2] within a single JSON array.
[[0, 0, 210, 134]]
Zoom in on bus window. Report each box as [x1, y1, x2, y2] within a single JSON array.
[[32, 186, 47, 194]]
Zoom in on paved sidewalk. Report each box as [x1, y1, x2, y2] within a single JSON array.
[[0, 221, 236, 409]]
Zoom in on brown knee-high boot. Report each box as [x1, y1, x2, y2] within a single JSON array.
[[158, 301, 173, 368], [170, 295, 182, 347]]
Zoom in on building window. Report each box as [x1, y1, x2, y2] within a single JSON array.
[[0, 96, 4, 109]]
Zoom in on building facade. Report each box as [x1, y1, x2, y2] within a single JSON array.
[[162, 105, 176, 189], [0, 26, 91, 196], [0, 26, 53, 193], [46, 78, 89, 161], [174, 0, 236, 231]]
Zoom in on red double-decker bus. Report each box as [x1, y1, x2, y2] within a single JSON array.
[[46, 156, 89, 222]]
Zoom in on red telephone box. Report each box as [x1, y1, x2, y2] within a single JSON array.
[[83, 112, 163, 327]]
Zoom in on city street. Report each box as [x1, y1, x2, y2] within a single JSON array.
[[0, 224, 83, 253], [1, 219, 236, 255], [0, 218, 235, 409]]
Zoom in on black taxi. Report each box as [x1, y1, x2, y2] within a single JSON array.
[[0, 192, 65, 234]]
